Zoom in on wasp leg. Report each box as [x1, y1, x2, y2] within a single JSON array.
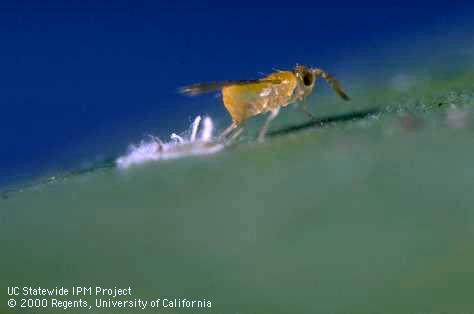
[[219, 122, 239, 141], [297, 106, 316, 120], [226, 127, 244, 144], [257, 107, 280, 143]]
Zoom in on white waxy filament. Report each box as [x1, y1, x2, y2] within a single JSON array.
[[190, 116, 201, 141], [170, 133, 184, 143], [201, 117, 213, 141]]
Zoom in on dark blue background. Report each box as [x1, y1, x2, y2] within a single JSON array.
[[1, 1, 473, 186]]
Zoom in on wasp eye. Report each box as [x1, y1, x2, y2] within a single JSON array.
[[303, 73, 313, 86]]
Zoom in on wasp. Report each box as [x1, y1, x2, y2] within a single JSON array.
[[181, 65, 350, 141]]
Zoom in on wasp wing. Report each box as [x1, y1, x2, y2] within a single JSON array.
[[180, 79, 282, 96]]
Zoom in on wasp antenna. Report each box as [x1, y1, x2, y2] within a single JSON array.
[[179, 85, 198, 95], [313, 68, 350, 101]]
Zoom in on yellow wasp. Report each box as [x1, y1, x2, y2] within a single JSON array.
[[181, 65, 350, 141]]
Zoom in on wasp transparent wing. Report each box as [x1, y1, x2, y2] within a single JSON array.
[[180, 79, 282, 96]]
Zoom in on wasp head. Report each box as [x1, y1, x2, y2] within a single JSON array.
[[294, 65, 316, 100]]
